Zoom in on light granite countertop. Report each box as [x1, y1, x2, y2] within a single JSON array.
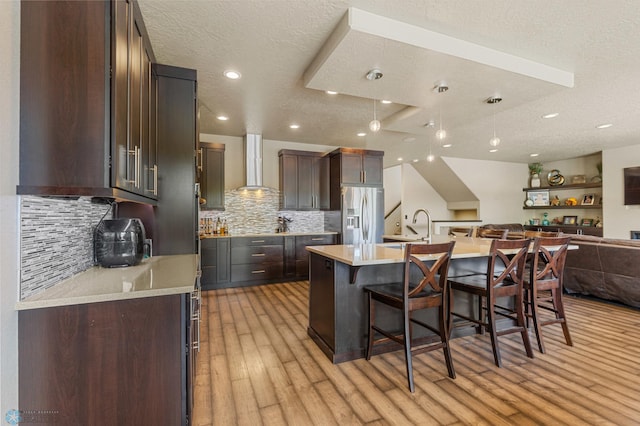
[[200, 231, 338, 239], [306, 236, 577, 266], [16, 254, 199, 310], [306, 236, 496, 266]]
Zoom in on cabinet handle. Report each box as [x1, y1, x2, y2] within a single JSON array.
[[251, 253, 266, 257], [147, 164, 158, 195], [251, 240, 265, 243], [134, 146, 140, 187], [252, 270, 266, 274], [197, 148, 203, 172], [363, 170, 367, 183], [311, 238, 324, 241]]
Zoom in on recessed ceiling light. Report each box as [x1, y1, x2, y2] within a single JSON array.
[[381, 100, 392, 104], [289, 124, 300, 129], [326, 90, 338, 95], [530, 153, 539, 157], [412, 159, 419, 163], [489, 149, 498, 153], [542, 112, 559, 119], [357, 132, 366, 137], [596, 123, 613, 129], [397, 157, 403, 162], [216, 115, 228, 121], [442, 143, 452, 148], [223, 70, 241, 79]]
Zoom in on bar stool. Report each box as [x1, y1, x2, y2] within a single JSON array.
[[363, 241, 456, 393], [524, 236, 573, 353], [448, 238, 534, 367]]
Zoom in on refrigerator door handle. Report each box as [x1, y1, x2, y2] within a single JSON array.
[[361, 191, 370, 242]]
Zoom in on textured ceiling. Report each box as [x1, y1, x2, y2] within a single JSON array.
[[138, 0, 640, 167]]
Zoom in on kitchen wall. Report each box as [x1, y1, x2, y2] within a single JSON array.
[[199, 133, 332, 234], [19, 196, 112, 299], [0, 0, 19, 414], [199, 188, 324, 234], [603, 145, 640, 239]]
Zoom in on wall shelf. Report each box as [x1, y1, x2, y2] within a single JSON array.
[[524, 205, 602, 210], [522, 182, 602, 192]]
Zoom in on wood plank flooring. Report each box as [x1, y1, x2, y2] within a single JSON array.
[[192, 281, 640, 425]]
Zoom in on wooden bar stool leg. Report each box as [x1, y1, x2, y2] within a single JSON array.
[[404, 309, 415, 393], [517, 288, 534, 358], [439, 304, 456, 378], [552, 288, 573, 346], [530, 284, 546, 353], [487, 295, 502, 367], [366, 293, 375, 360]]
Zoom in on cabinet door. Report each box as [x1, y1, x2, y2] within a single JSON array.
[[297, 155, 316, 210], [216, 238, 231, 284], [362, 154, 383, 185], [201, 145, 225, 210], [129, 15, 143, 193], [318, 156, 330, 210], [280, 153, 298, 209], [112, 0, 131, 192], [340, 152, 364, 184]]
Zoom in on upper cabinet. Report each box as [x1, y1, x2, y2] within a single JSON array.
[[329, 148, 384, 187], [279, 150, 329, 210], [199, 142, 225, 210], [19, 0, 157, 203]]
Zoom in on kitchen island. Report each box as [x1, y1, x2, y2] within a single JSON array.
[[306, 236, 570, 363], [16, 255, 200, 425]]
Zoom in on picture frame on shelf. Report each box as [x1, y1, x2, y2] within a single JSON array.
[[563, 215, 578, 225], [581, 218, 593, 226], [528, 190, 550, 206], [529, 218, 541, 226], [582, 193, 596, 205]]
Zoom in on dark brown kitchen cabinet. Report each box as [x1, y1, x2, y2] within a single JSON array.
[[201, 237, 230, 290], [294, 234, 336, 278], [153, 64, 198, 256], [329, 148, 384, 187], [230, 236, 284, 285], [19, 293, 197, 425], [199, 142, 225, 210], [279, 150, 328, 210], [19, 0, 157, 203]]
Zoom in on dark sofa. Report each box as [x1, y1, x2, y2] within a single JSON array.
[[563, 235, 640, 308], [478, 224, 640, 308]]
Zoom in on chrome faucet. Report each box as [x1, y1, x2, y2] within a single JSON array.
[[412, 209, 432, 241]]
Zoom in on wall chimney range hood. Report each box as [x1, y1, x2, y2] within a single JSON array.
[[238, 134, 267, 190]]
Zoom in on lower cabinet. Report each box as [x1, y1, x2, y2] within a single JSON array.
[[523, 224, 603, 237], [201, 234, 336, 289], [231, 236, 284, 284], [19, 292, 198, 425], [295, 234, 336, 278], [201, 237, 230, 290]]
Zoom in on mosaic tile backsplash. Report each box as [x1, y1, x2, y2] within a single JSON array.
[[20, 189, 326, 299], [20, 196, 113, 299], [200, 188, 326, 234]]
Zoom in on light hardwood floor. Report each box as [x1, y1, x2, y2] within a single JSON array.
[[192, 281, 640, 425]]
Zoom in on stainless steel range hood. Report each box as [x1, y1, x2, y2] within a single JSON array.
[[238, 134, 266, 190]]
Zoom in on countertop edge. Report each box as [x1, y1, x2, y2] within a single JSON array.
[[15, 285, 194, 311]]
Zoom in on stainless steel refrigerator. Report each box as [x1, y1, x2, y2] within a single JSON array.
[[325, 186, 384, 244]]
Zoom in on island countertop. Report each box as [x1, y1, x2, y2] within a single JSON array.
[[306, 236, 499, 266], [16, 254, 199, 310]]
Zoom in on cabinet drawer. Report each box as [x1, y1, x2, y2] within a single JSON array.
[[231, 263, 283, 282], [231, 236, 283, 247], [231, 245, 283, 264], [295, 235, 336, 259]]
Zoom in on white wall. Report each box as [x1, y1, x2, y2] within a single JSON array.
[[400, 163, 450, 234], [442, 157, 527, 224], [603, 145, 640, 239], [0, 0, 20, 415], [199, 133, 334, 189]]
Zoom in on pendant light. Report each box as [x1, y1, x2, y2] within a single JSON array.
[[435, 107, 447, 140], [487, 96, 502, 147], [369, 99, 381, 132]]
